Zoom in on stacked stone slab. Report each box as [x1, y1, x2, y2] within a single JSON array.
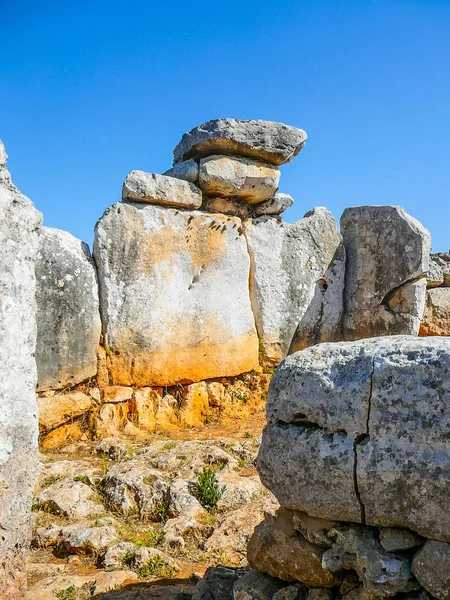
[[244, 336, 450, 600], [0, 141, 42, 598], [422, 252, 450, 335]]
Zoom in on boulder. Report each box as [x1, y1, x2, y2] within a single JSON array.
[[94, 202, 259, 386], [163, 158, 199, 183], [258, 336, 450, 541], [245, 207, 345, 364], [0, 140, 42, 599], [34, 479, 104, 519], [247, 509, 341, 587], [341, 206, 430, 340], [122, 170, 202, 209], [173, 118, 307, 166], [63, 523, 118, 555], [35, 227, 101, 391], [233, 569, 287, 600], [252, 193, 294, 217], [412, 540, 450, 600], [192, 565, 249, 600], [199, 155, 280, 204], [37, 391, 95, 432], [420, 288, 450, 336]]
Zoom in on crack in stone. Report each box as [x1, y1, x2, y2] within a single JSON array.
[[381, 273, 425, 316]]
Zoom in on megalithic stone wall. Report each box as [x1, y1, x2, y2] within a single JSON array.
[[0, 141, 42, 599]]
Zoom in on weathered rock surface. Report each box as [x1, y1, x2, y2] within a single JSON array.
[[204, 196, 251, 218], [94, 202, 259, 386], [420, 288, 450, 336], [35, 227, 101, 390], [258, 336, 450, 541], [341, 206, 430, 340], [37, 391, 95, 432], [192, 566, 248, 600], [0, 140, 42, 599], [431, 252, 450, 286], [35, 479, 104, 519], [378, 528, 422, 552], [122, 170, 202, 209], [163, 158, 199, 183], [412, 540, 450, 600], [247, 509, 341, 587], [233, 569, 287, 600], [252, 193, 294, 217], [426, 256, 444, 288], [245, 207, 345, 364], [199, 155, 280, 204], [173, 118, 307, 166]]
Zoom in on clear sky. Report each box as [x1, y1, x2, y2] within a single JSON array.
[[1, 1, 450, 250]]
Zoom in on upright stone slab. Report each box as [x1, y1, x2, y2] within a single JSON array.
[[257, 336, 450, 542], [36, 227, 102, 390], [341, 206, 430, 340], [94, 202, 259, 386], [245, 208, 345, 365], [0, 141, 42, 598]]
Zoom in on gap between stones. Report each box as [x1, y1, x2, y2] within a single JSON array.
[[381, 273, 426, 316]]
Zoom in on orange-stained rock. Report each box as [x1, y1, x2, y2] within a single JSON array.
[[40, 422, 85, 450], [101, 385, 133, 403], [179, 382, 209, 426], [96, 346, 110, 387], [94, 203, 259, 386], [93, 402, 131, 437], [38, 391, 95, 432], [420, 288, 450, 336]]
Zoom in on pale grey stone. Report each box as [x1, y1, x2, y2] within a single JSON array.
[[36, 227, 101, 390], [323, 525, 416, 597], [252, 193, 294, 216], [341, 206, 430, 340], [0, 140, 42, 597], [173, 118, 307, 166], [233, 569, 287, 600], [94, 202, 259, 386], [379, 528, 422, 552], [35, 479, 104, 519], [163, 158, 199, 183], [426, 256, 444, 288], [432, 252, 450, 286], [63, 524, 118, 555], [412, 540, 450, 600], [122, 170, 202, 209], [245, 207, 344, 365], [103, 541, 136, 568], [199, 155, 280, 204]]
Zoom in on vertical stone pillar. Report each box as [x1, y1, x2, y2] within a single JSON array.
[[0, 141, 42, 598]]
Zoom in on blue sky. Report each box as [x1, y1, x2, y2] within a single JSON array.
[[1, 1, 450, 250]]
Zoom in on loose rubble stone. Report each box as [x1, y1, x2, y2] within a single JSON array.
[[174, 118, 307, 166], [420, 288, 450, 336], [233, 569, 287, 600], [94, 202, 259, 386], [412, 540, 450, 600], [426, 256, 444, 288], [122, 170, 202, 209], [247, 509, 341, 587], [26, 570, 138, 599], [199, 155, 280, 204], [252, 193, 294, 216], [101, 385, 133, 403], [94, 437, 127, 461], [192, 565, 249, 600], [204, 196, 251, 218], [245, 207, 345, 364], [258, 336, 450, 541], [103, 541, 136, 568], [35, 227, 101, 390], [63, 523, 118, 554], [431, 252, 450, 286], [35, 480, 104, 519], [323, 525, 416, 597], [37, 391, 95, 432], [379, 528, 423, 552], [164, 158, 199, 183], [0, 140, 42, 599], [292, 513, 339, 549], [341, 206, 430, 340]]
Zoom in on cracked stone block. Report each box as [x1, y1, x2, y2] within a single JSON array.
[[257, 336, 450, 541], [341, 206, 430, 340]]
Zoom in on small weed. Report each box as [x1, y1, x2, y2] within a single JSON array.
[[162, 442, 176, 451], [143, 474, 157, 485], [151, 499, 169, 523], [244, 431, 253, 439], [122, 549, 136, 567], [54, 585, 92, 600], [73, 475, 91, 486], [191, 467, 226, 511], [136, 527, 165, 548], [138, 556, 175, 579], [229, 389, 249, 404], [237, 458, 246, 468]]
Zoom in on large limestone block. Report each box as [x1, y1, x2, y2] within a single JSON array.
[[94, 202, 259, 386], [198, 155, 280, 204], [0, 141, 42, 598], [122, 170, 202, 209], [258, 336, 450, 541], [420, 288, 450, 336], [173, 118, 307, 166], [341, 206, 430, 340], [35, 227, 102, 391], [412, 541, 450, 600], [245, 208, 345, 364]]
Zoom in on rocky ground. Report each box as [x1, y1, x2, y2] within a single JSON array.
[[28, 413, 274, 599]]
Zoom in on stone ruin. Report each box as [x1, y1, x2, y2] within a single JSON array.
[[0, 118, 449, 597]]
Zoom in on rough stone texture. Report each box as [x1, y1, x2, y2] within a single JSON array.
[[412, 541, 450, 600], [94, 202, 259, 386], [378, 528, 422, 552], [426, 256, 444, 288], [163, 158, 199, 183], [258, 336, 450, 541], [37, 391, 95, 432], [247, 509, 341, 587], [101, 385, 133, 403], [192, 565, 249, 600], [0, 140, 42, 599], [173, 118, 307, 166], [431, 252, 450, 286], [233, 569, 287, 600], [245, 208, 345, 364], [122, 170, 202, 209], [341, 206, 430, 340], [252, 193, 294, 217], [199, 155, 280, 204], [420, 288, 450, 336], [35, 227, 101, 391], [204, 196, 251, 218]]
